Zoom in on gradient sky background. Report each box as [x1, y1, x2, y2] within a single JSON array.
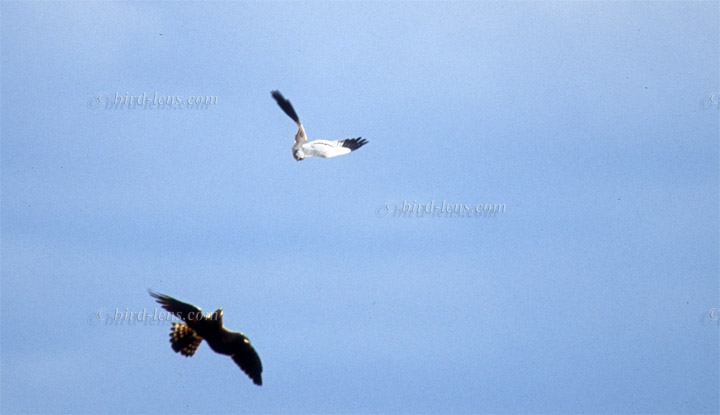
[[1, 1, 718, 414]]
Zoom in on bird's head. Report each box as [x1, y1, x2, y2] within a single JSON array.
[[210, 308, 223, 324], [293, 151, 305, 161]]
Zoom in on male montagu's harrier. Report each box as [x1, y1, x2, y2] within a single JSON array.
[[272, 90, 368, 161]]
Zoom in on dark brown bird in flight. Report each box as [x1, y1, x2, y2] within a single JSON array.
[[149, 290, 263, 386]]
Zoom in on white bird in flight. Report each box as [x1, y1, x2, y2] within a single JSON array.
[[272, 90, 368, 161]]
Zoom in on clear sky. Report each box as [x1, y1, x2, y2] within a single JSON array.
[[1, 1, 718, 414]]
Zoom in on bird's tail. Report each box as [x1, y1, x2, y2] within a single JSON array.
[[170, 322, 203, 357]]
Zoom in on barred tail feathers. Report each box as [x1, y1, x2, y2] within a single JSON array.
[[170, 322, 203, 357]]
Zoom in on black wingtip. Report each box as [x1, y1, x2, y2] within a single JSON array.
[[341, 137, 368, 151], [271, 90, 300, 124], [148, 289, 173, 306]]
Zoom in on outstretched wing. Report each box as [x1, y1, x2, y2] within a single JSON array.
[[229, 333, 264, 386], [271, 90, 306, 146], [336, 137, 368, 152], [149, 290, 204, 323], [305, 137, 368, 158]]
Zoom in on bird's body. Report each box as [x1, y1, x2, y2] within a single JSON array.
[[271, 90, 368, 161], [149, 290, 263, 386]]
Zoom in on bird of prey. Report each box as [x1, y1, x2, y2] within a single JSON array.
[[149, 290, 263, 386], [271, 90, 368, 161]]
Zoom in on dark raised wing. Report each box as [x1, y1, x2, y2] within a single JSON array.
[[149, 290, 203, 322], [271, 90, 300, 125], [230, 334, 264, 386]]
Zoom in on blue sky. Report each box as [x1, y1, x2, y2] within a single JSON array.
[[1, 1, 718, 413]]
